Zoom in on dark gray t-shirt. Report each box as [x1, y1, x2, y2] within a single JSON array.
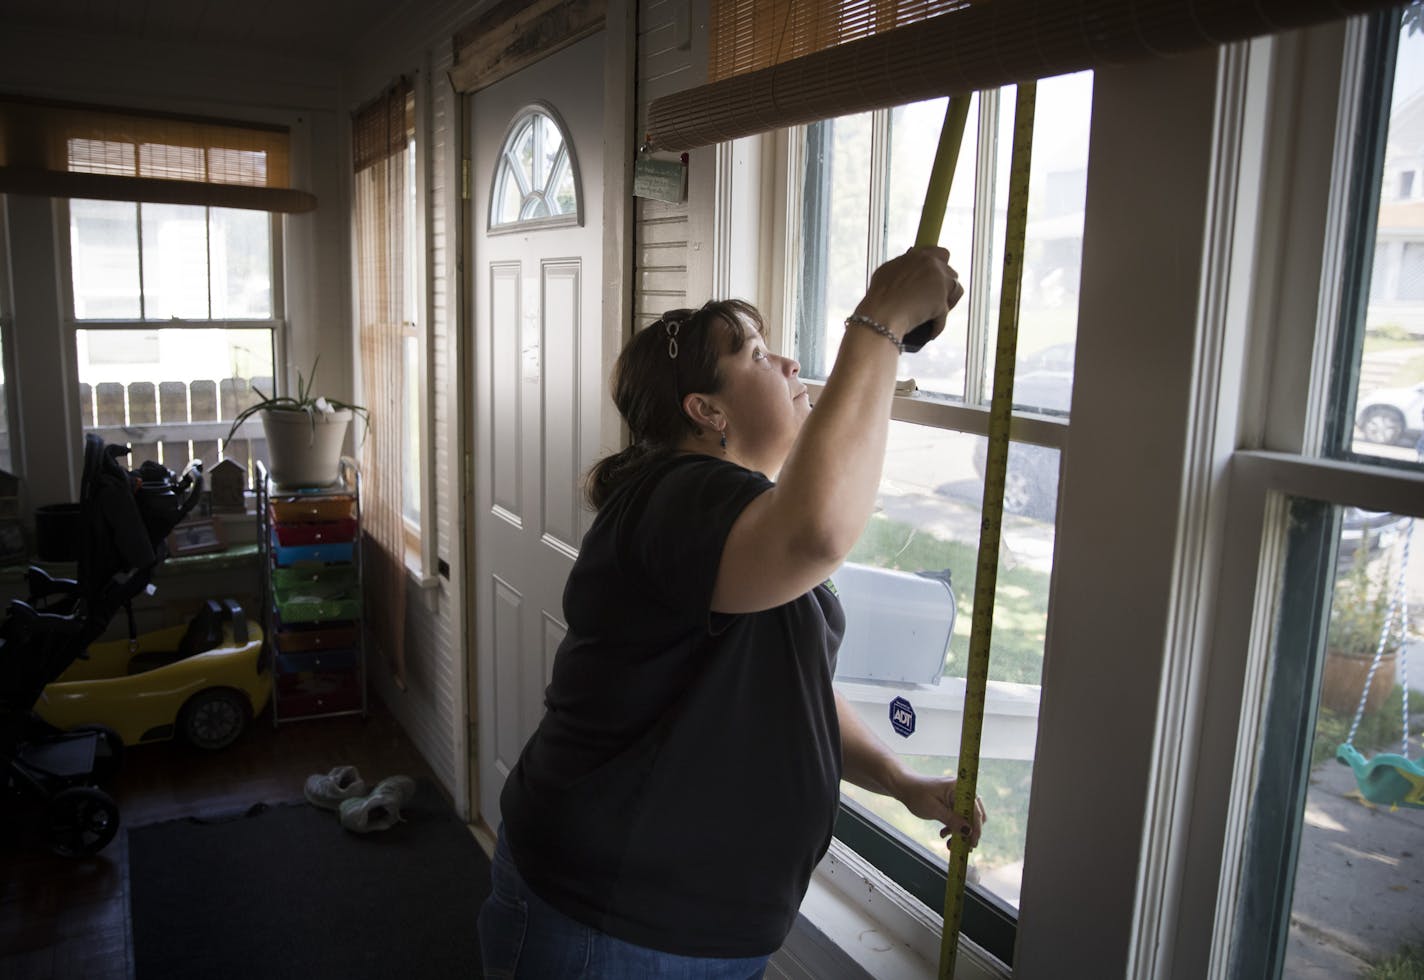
[[500, 453, 845, 957]]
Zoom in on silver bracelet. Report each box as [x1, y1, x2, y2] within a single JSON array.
[[844, 313, 903, 352]]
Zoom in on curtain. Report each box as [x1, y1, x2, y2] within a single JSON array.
[[0, 94, 314, 211], [650, 0, 1400, 151], [353, 80, 413, 688]]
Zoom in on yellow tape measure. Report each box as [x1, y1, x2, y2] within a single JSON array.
[[932, 81, 1037, 979]]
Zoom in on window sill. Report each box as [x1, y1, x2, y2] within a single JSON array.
[[777, 842, 1008, 980], [403, 552, 440, 591]]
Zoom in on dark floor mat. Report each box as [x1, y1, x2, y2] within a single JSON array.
[[128, 780, 489, 979]]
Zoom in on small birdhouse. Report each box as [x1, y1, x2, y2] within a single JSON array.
[[209, 458, 247, 512]]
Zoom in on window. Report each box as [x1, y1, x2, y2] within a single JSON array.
[[488, 106, 581, 231], [1227, 12, 1424, 978], [792, 71, 1093, 960], [64, 198, 278, 475]]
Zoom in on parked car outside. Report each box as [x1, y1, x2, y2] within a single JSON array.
[[1355, 382, 1424, 445], [970, 345, 1073, 521]]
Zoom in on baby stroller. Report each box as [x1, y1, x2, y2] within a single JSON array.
[[1, 434, 202, 857]]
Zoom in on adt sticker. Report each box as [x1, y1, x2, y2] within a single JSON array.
[[889, 696, 916, 738]]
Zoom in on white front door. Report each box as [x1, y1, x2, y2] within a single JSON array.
[[469, 32, 605, 827]]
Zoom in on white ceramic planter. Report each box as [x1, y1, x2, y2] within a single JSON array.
[[261, 408, 352, 488]]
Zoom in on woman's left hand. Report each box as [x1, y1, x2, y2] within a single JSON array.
[[895, 772, 987, 850]]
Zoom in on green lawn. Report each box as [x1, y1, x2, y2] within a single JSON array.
[[842, 511, 1050, 874], [844, 754, 1034, 873], [846, 512, 1051, 685]]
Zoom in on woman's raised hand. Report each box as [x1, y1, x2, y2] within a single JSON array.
[[853, 246, 965, 349]]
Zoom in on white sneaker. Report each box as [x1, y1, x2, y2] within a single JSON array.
[[303, 765, 367, 811], [338, 774, 417, 833]]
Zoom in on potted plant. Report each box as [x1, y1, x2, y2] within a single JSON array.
[[225, 358, 369, 489], [1320, 534, 1402, 715]]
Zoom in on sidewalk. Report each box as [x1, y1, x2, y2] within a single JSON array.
[[1286, 727, 1424, 978]]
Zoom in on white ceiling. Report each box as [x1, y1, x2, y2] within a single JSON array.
[[0, 0, 410, 60]]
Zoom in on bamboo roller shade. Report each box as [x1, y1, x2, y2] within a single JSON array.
[[0, 94, 314, 212], [351, 79, 415, 173], [651, 0, 1400, 151]]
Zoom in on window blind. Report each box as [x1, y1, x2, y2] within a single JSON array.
[[352, 79, 414, 688], [0, 95, 315, 212], [650, 0, 1400, 151], [709, 0, 969, 82]]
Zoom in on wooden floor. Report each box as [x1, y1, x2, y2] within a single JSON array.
[[1, 698, 443, 979]]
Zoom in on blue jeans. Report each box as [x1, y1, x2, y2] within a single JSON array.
[[478, 828, 770, 979]]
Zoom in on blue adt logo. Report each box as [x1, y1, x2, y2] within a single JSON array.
[[889, 697, 916, 738]]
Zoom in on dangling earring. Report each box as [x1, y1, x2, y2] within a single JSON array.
[[719, 427, 727, 451]]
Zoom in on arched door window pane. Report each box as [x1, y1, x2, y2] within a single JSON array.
[[490, 105, 581, 231]]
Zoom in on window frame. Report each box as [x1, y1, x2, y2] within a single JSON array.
[[1215, 12, 1424, 977], [730, 14, 1421, 977], [780, 85, 1082, 969], [55, 197, 286, 452], [485, 101, 584, 235]]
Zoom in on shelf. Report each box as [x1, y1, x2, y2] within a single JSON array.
[[257, 458, 365, 726]]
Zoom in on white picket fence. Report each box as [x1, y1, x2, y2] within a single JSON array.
[[78, 376, 272, 480]]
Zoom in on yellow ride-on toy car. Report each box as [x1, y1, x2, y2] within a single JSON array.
[[36, 597, 270, 751]]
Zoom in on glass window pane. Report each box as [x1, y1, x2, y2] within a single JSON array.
[[887, 95, 977, 398], [551, 156, 576, 215], [514, 121, 535, 190], [496, 170, 522, 226], [69, 199, 141, 320], [538, 116, 564, 192], [797, 113, 873, 380], [983, 73, 1092, 412], [406, 140, 419, 327], [832, 420, 1057, 909], [1281, 508, 1422, 977], [140, 203, 209, 319], [67, 138, 135, 176], [209, 208, 272, 320], [139, 142, 204, 181], [1354, 25, 1424, 460], [76, 327, 274, 392], [209, 147, 270, 186], [402, 335, 420, 525]]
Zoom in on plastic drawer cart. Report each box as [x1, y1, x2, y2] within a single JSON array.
[[257, 458, 365, 725]]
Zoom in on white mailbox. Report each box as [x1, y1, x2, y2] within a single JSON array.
[[831, 562, 956, 685]]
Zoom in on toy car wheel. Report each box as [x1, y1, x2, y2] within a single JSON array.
[[180, 688, 248, 751], [70, 724, 124, 785], [46, 786, 120, 858]]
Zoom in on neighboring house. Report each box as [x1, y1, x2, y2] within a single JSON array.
[[0, 4, 1420, 980], [1372, 88, 1424, 334]]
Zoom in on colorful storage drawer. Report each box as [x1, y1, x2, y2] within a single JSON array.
[[270, 564, 357, 593], [272, 518, 357, 547], [269, 497, 356, 522], [271, 538, 355, 566], [275, 669, 361, 716], [271, 624, 359, 653], [273, 593, 360, 624], [276, 649, 358, 674]]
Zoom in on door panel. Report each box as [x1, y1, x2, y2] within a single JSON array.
[[471, 31, 605, 826]]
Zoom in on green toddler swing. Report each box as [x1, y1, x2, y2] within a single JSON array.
[[1335, 519, 1424, 809]]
